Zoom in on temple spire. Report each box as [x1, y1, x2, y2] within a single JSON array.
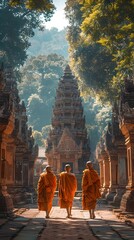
[[46, 65, 90, 174]]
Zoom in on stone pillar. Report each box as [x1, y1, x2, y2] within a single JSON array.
[[6, 144, 15, 184], [102, 157, 110, 197], [113, 146, 127, 206], [23, 162, 28, 186], [99, 160, 104, 189], [96, 142, 109, 198], [29, 161, 34, 186], [106, 152, 118, 201], [120, 127, 134, 212], [0, 141, 13, 216]]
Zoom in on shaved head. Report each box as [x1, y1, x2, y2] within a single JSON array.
[[46, 165, 52, 172], [86, 161, 93, 169], [65, 164, 71, 172]]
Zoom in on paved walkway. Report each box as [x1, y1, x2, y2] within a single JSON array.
[[0, 197, 134, 240]]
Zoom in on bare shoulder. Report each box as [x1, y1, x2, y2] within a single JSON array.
[[60, 171, 66, 176], [40, 172, 46, 178], [83, 169, 90, 175]]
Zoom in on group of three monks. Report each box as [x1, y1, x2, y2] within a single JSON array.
[[37, 161, 101, 219]]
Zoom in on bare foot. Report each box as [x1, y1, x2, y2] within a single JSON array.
[[93, 213, 95, 219]]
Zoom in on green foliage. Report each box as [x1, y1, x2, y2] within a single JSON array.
[[84, 97, 111, 154], [18, 53, 67, 132], [27, 94, 44, 129], [0, 0, 55, 68], [72, 43, 116, 101], [80, 0, 134, 94], [9, 0, 55, 15], [65, 0, 115, 102], [42, 125, 51, 139], [27, 28, 69, 59], [32, 130, 44, 146], [65, 0, 134, 102]]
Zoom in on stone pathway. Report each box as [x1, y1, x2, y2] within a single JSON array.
[[83, 208, 134, 240], [39, 206, 96, 240], [0, 197, 134, 240]]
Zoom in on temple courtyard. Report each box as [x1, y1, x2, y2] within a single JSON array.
[[0, 197, 134, 240]]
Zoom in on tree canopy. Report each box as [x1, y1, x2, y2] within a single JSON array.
[[27, 27, 69, 58], [0, 0, 55, 68], [9, 0, 55, 13], [18, 54, 67, 130], [65, 0, 134, 102]]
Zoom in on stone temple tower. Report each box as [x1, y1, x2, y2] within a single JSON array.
[[45, 65, 90, 174]]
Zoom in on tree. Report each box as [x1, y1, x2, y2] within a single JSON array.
[[42, 125, 51, 139], [83, 97, 111, 155], [0, 0, 55, 68], [65, 0, 116, 102], [32, 130, 44, 146], [18, 54, 67, 130], [80, 0, 134, 93], [9, 0, 55, 13], [27, 27, 69, 59], [65, 0, 134, 102], [27, 94, 45, 129]]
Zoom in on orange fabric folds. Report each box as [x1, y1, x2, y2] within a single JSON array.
[[38, 172, 57, 212], [59, 172, 77, 208], [82, 169, 101, 210]]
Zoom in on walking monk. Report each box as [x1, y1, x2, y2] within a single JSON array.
[[59, 164, 77, 218], [82, 161, 101, 219], [37, 165, 57, 218]]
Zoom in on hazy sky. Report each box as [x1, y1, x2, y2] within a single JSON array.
[[45, 0, 68, 30]]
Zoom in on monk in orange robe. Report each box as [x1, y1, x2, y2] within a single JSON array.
[[37, 165, 57, 218], [82, 161, 101, 219], [59, 164, 77, 218]]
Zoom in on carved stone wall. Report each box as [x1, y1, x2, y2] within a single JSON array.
[[96, 77, 134, 212], [0, 65, 38, 212], [96, 105, 127, 206], [119, 78, 134, 212]]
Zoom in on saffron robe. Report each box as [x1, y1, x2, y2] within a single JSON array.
[[37, 172, 57, 212], [82, 169, 101, 210], [59, 172, 77, 208]]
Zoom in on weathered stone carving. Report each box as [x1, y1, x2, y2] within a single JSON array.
[[118, 77, 134, 212], [96, 102, 127, 206], [46, 65, 90, 175], [0, 64, 38, 215]]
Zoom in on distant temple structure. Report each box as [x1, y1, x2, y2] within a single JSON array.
[[96, 77, 134, 212], [46, 65, 90, 174], [0, 65, 38, 215]]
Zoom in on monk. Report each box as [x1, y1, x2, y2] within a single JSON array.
[[37, 165, 57, 218], [59, 164, 77, 218], [82, 161, 101, 219]]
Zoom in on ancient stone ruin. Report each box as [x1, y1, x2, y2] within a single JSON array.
[[46, 65, 90, 179], [0, 65, 38, 215], [96, 77, 134, 212]]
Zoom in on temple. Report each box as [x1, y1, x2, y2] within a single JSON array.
[[0, 65, 38, 215], [96, 77, 134, 212], [45, 65, 90, 174]]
